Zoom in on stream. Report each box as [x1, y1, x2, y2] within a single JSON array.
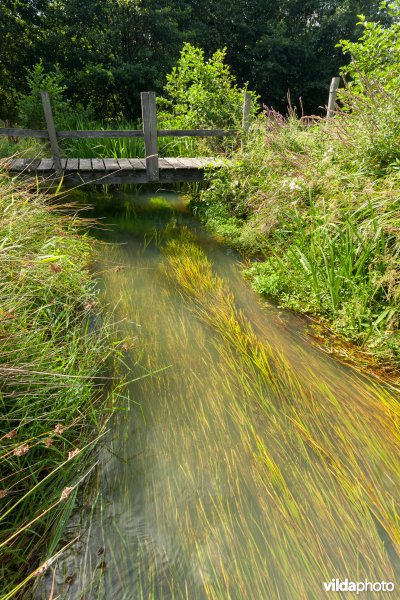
[[37, 190, 400, 599]]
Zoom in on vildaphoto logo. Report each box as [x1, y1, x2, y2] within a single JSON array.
[[323, 579, 395, 594]]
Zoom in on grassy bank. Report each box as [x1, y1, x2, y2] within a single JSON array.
[[192, 93, 400, 375], [0, 173, 122, 597]]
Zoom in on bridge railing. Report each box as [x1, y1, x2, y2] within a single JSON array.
[[0, 91, 251, 182]]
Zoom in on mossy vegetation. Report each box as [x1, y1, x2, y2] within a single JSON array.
[[0, 173, 123, 598]]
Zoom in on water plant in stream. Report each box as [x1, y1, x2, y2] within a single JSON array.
[[161, 229, 400, 597], [41, 208, 400, 600]]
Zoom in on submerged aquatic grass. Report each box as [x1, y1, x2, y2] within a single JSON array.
[[40, 209, 400, 599], [160, 229, 400, 597]]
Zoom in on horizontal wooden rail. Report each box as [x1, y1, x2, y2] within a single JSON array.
[[59, 129, 143, 138], [158, 129, 236, 137], [0, 127, 237, 139], [0, 128, 50, 138]]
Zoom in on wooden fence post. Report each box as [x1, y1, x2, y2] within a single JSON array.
[[40, 91, 62, 172], [241, 91, 252, 151], [327, 77, 340, 118], [242, 91, 252, 134], [141, 91, 159, 181]]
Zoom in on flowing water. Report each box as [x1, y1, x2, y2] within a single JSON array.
[[38, 190, 400, 599]]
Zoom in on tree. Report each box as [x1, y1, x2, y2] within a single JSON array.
[[0, 0, 48, 121], [0, 0, 386, 122], [185, 0, 384, 113], [338, 0, 400, 92], [159, 44, 256, 129]]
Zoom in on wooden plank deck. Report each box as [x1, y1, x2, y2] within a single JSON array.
[[1, 156, 222, 184]]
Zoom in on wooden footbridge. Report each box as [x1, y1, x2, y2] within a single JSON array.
[[1, 92, 251, 185]]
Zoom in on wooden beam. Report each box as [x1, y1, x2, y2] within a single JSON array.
[[104, 158, 120, 171], [66, 158, 79, 171], [141, 91, 159, 181], [36, 158, 54, 171], [157, 129, 236, 137], [0, 128, 237, 139], [5, 156, 225, 185], [116, 158, 132, 170], [57, 130, 144, 139], [79, 159, 93, 172], [0, 128, 49, 139], [0, 128, 237, 141], [327, 77, 340, 118], [242, 91, 252, 134], [128, 158, 146, 170], [91, 158, 105, 171], [40, 91, 62, 171]]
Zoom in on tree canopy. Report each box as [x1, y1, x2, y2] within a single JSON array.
[[0, 0, 388, 121]]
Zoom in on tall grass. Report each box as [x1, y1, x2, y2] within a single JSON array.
[[194, 94, 400, 371], [0, 136, 46, 160], [0, 172, 123, 597], [58, 112, 236, 159]]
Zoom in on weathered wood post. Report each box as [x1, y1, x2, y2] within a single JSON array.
[[241, 91, 252, 151], [327, 77, 340, 118], [242, 91, 252, 134], [141, 91, 159, 181], [40, 91, 62, 172]]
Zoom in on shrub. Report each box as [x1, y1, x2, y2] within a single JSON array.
[[158, 43, 259, 156], [338, 2, 400, 93], [18, 61, 72, 129], [159, 43, 258, 130]]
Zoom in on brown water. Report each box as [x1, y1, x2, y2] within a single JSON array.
[[37, 190, 400, 599]]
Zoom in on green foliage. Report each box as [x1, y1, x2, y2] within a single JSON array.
[[244, 198, 398, 342], [339, 1, 400, 92], [333, 3, 400, 173], [191, 4, 400, 366], [0, 0, 47, 121], [0, 136, 45, 159], [6, 44, 258, 160], [18, 62, 72, 129], [334, 87, 400, 173], [0, 0, 387, 122], [195, 104, 400, 364], [159, 44, 257, 130]]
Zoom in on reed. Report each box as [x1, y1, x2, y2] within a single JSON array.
[[0, 172, 124, 597], [58, 114, 210, 159]]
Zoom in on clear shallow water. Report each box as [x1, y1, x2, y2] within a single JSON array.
[[37, 190, 400, 599]]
